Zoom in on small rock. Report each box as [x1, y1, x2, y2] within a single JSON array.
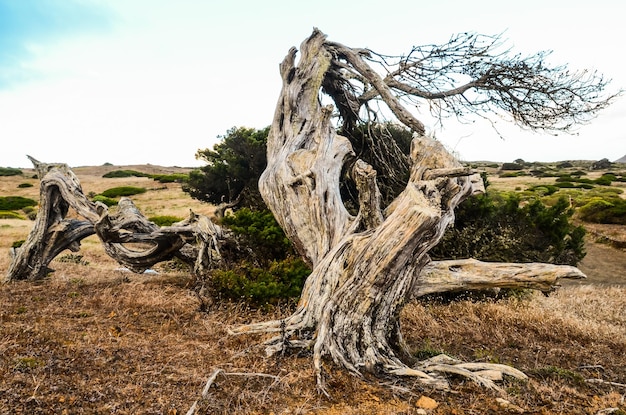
[[496, 397, 524, 413], [415, 409, 428, 415], [597, 409, 620, 415], [415, 395, 438, 410]]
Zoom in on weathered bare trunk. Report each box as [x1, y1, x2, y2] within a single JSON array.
[[232, 29, 586, 392], [6, 158, 225, 282]]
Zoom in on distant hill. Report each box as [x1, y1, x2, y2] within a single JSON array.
[[615, 155, 626, 163]]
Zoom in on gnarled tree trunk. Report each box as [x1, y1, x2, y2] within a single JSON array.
[[6, 157, 225, 282], [232, 29, 587, 392]]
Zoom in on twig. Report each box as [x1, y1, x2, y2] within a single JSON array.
[[223, 372, 280, 380], [586, 378, 626, 389], [186, 369, 223, 415], [186, 370, 280, 415]]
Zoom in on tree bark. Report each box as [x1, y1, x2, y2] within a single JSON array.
[[5, 158, 225, 282], [233, 29, 587, 392]]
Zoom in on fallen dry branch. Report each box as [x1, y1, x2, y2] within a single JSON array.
[[5, 157, 226, 282], [186, 369, 281, 415]]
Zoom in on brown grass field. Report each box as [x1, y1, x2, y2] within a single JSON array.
[[1, 165, 625, 414]]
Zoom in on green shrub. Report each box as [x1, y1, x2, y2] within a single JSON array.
[[499, 171, 526, 178], [57, 254, 89, 265], [0, 211, 24, 219], [151, 173, 189, 183], [500, 162, 524, 171], [0, 167, 22, 176], [100, 186, 147, 198], [431, 192, 585, 266], [595, 174, 616, 186], [196, 208, 311, 306], [0, 196, 37, 211], [578, 198, 626, 224], [12, 240, 25, 248], [221, 209, 293, 261], [528, 185, 559, 196], [102, 170, 150, 178], [17, 183, 33, 188], [91, 195, 118, 207], [210, 257, 310, 305], [149, 215, 184, 227]]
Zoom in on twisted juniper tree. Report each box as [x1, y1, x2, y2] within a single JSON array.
[[6, 29, 617, 393], [232, 29, 616, 392]]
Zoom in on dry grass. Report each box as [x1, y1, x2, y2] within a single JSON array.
[[1, 165, 626, 414]]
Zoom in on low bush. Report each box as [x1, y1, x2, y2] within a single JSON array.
[[17, 183, 33, 188], [0, 167, 22, 176], [149, 215, 183, 227], [528, 185, 559, 196], [499, 171, 526, 178], [151, 173, 189, 183], [0, 196, 38, 211], [102, 170, 150, 178], [595, 174, 616, 186], [209, 257, 310, 305], [91, 195, 118, 207], [431, 192, 585, 266], [221, 209, 293, 262], [100, 186, 147, 198], [197, 208, 311, 306], [500, 162, 524, 171], [0, 211, 24, 219], [12, 240, 25, 248], [57, 254, 89, 266], [578, 197, 626, 224]]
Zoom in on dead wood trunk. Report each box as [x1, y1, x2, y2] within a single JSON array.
[[5, 157, 225, 282], [232, 29, 587, 392]]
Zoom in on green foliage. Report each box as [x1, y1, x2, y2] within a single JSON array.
[[528, 185, 559, 196], [17, 182, 33, 188], [500, 162, 524, 171], [499, 171, 527, 178], [151, 173, 189, 183], [578, 197, 626, 224], [185, 126, 269, 210], [0, 196, 37, 211], [221, 208, 294, 261], [0, 211, 24, 219], [103, 169, 189, 183], [594, 173, 616, 186], [0, 167, 22, 176], [200, 208, 310, 306], [530, 366, 585, 386], [91, 195, 118, 207], [209, 258, 310, 305], [102, 170, 150, 178], [431, 191, 586, 266], [149, 215, 183, 227], [57, 254, 89, 265], [413, 340, 445, 360], [100, 186, 147, 198], [12, 239, 25, 248]]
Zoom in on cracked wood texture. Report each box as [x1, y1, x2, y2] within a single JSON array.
[[234, 29, 587, 390], [5, 157, 224, 282]]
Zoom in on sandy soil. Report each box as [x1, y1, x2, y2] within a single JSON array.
[[573, 239, 626, 286]]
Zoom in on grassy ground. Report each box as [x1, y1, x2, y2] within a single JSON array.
[[1, 164, 625, 414]]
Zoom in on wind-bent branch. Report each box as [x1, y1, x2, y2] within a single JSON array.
[[233, 28, 603, 392]]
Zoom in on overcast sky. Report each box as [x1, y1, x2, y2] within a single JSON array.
[[0, 0, 624, 168]]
